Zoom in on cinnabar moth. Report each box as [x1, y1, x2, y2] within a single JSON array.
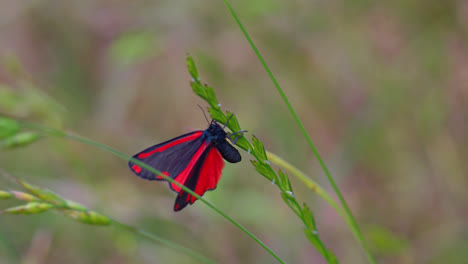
[[128, 119, 241, 211]]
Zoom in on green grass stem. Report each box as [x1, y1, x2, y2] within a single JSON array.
[[0, 169, 215, 264], [266, 151, 365, 256], [221, 1, 376, 263], [21, 122, 286, 264], [110, 220, 215, 264]]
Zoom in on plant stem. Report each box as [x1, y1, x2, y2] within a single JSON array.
[[0, 168, 215, 263], [110, 220, 216, 264], [266, 151, 342, 214], [21, 122, 286, 264], [221, 1, 375, 263], [267, 151, 364, 256]]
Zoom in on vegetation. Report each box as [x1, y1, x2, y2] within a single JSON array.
[[1, 0, 467, 263]]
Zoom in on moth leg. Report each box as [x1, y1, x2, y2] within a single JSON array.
[[228, 130, 247, 144]]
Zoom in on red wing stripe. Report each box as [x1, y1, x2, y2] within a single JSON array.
[[191, 147, 224, 203], [170, 142, 210, 192], [173, 146, 225, 211], [137, 131, 203, 159]]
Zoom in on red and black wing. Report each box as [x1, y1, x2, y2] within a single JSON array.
[[129, 131, 208, 191], [174, 145, 224, 211]]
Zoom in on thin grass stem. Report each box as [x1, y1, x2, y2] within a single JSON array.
[[221, 1, 376, 263], [20, 122, 286, 264], [266, 151, 364, 255]]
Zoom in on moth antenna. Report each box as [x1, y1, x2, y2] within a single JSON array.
[[197, 105, 210, 125]]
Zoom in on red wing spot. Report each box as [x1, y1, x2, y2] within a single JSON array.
[[137, 132, 203, 158], [186, 195, 190, 203], [156, 171, 169, 180], [132, 165, 142, 174], [174, 203, 180, 210]]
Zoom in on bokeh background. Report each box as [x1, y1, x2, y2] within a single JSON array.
[[1, 0, 468, 263]]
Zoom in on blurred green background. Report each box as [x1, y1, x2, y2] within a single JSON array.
[[1, 0, 468, 263]]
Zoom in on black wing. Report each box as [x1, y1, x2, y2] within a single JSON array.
[[128, 130, 208, 192]]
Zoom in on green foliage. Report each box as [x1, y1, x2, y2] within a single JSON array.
[[60, 210, 111, 226], [277, 169, 292, 193], [187, 55, 337, 262], [251, 135, 267, 161], [0, 1, 463, 262], [64, 200, 88, 211], [2, 202, 55, 214], [0, 191, 13, 199], [220, 1, 374, 262], [18, 180, 66, 206], [251, 160, 274, 181], [10, 191, 40, 202], [280, 192, 301, 217], [0, 117, 19, 139], [186, 56, 199, 81], [3, 113, 284, 262], [0, 132, 40, 148], [0, 172, 216, 263], [225, 111, 241, 133], [302, 207, 321, 251], [187, 56, 222, 111], [0, 177, 108, 224], [0, 115, 41, 150], [207, 107, 226, 123], [302, 204, 316, 231]]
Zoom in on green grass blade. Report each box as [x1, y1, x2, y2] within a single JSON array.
[[21, 122, 286, 264], [0, 170, 214, 264], [267, 151, 365, 256], [266, 151, 344, 216], [110, 220, 215, 264], [221, 1, 376, 263]]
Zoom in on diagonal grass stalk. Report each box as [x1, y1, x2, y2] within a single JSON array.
[[109, 219, 215, 263], [266, 151, 364, 254], [0, 169, 215, 264], [221, 1, 376, 263], [20, 122, 286, 264], [266, 151, 343, 215], [187, 56, 336, 262]]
